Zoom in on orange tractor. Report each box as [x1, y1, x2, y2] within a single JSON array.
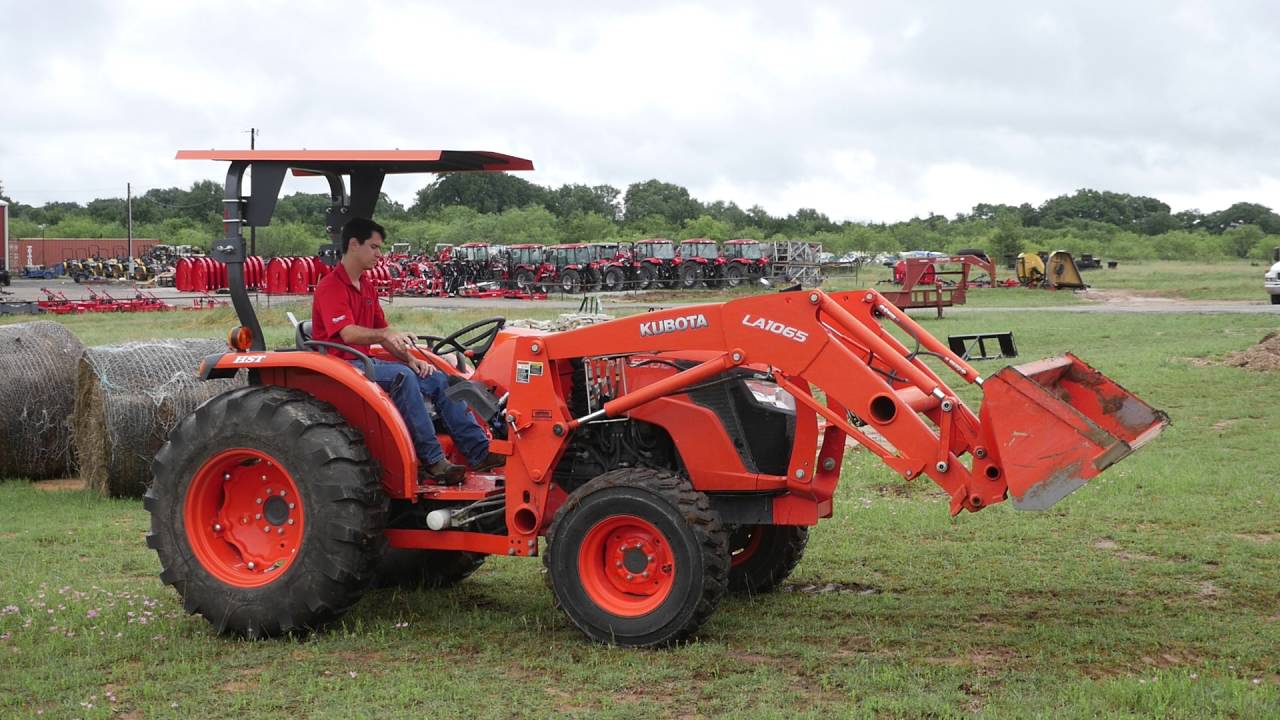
[[147, 149, 1168, 647]]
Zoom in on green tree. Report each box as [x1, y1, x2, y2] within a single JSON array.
[[411, 173, 549, 216], [679, 214, 732, 241], [552, 184, 620, 220], [560, 211, 617, 244], [990, 210, 1023, 262], [622, 180, 701, 226]]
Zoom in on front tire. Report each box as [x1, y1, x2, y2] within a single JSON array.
[[544, 468, 728, 647], [726, 524, 809, 594], [1271, 294, 1280, 305], [724, 264, 746, 288], [145, 386, 386, 638]]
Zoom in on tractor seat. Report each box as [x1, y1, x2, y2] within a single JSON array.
[[295, 320, 313, 350]]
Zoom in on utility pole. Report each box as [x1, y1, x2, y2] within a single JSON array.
[[245, 127, 258, 256], [127, 182, 134, 278]]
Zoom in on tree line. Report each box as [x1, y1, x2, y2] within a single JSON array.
[[2, 176, 1278, 263]]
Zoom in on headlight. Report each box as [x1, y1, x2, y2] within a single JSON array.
[[743, 379, 796, 412]]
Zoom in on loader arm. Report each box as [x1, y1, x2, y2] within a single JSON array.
[[500, 288, 1167, 523]]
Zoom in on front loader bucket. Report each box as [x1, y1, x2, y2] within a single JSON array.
[[979, 353, 1168, 510]]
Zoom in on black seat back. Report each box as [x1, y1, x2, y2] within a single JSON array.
[[296, 320, 313, 350]]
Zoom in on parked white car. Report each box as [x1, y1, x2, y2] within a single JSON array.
[[1266, 259, 1280, 305]]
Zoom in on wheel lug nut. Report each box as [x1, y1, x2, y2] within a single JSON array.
[[263, 526, 271, 533], [647, 555, 654, 561], [626, 574, 634, 581], [288, 503, 295, 510], [280, 490, 287, 497], [615, 561, 623, 567], [247, 562, 255, 570], [287, 519, 294, 525], [213, 523, 222, 532], [255, 513, 261, 520], [256, 498, 262, 505], [642, 571, 649, 578], [278, 528, 285, 535], [223, 473, 231, 480]]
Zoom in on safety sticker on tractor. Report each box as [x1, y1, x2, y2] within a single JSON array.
[[515, 360, 544, 383]]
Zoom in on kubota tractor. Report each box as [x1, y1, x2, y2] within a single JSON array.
[[148, 149, 1167, 647]]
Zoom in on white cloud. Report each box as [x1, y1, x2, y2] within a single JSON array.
[[1, 0, 1279, 222]]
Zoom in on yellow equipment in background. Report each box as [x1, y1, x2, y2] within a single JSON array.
[[1017, 251, 1086, 289]]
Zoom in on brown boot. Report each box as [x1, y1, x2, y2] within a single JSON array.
[[421, 458, 465, 485], [471, 452, 506, 472]]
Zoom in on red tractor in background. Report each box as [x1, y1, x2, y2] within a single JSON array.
[[722, 239, 771, 288], [634, 238, 679, 289], [548, 243, 601, 293], [590, 241, 639, 292], [677, 238, 726, 289], [503, 243, 554, 293], [148, 148, 1167, 648]]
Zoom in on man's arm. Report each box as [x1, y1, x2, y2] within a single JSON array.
[[339, 324, 431, 373]]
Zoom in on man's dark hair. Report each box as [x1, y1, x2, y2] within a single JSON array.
[[341, 217, 386, 253]]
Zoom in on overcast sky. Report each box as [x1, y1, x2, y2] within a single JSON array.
[[2, 1, 1278, 222]]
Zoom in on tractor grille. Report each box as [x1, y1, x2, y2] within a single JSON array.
[[686, 376, 794, 476]]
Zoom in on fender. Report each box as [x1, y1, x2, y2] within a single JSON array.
[[206, 350, 419, 499]]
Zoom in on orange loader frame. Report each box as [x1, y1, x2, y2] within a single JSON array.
[[201, 285, 1167, 557]]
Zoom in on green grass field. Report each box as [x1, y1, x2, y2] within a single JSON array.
[[2, 264, 1279, 718]]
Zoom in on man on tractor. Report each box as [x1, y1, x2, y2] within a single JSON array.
[[311, 217, 504, 484]]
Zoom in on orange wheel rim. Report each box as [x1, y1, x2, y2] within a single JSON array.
[[183, 448, 304, 588], [578, 515, 675, 617], [730, 526, 764, 569]]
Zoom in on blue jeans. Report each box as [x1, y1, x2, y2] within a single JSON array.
[[360, 358, 489, 466]]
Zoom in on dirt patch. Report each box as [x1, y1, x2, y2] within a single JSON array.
[[1233, 533, 1280, 544], [1194, 580, 1225, 601], [32, 477, 87, 492], [1221, 331, 1280, 372], [1077, 288, 1183, 303], [1092, 538, 1158, 562], [780, 581, 881, 595], [1211, 419, 1239, 432]]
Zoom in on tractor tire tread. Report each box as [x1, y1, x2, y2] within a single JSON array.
[[146, 385, 386, 639], [543, 467, 728, 647]]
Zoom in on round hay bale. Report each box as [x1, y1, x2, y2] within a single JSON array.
[[0, 321, 85, 480], [73, 338, 244, 498]]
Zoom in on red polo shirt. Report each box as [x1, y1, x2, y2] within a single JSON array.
[[311, 263, 386, 359]]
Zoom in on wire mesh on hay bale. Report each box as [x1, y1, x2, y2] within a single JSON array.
[[73, 338, 244, 498], [0, 321, 86, 480]]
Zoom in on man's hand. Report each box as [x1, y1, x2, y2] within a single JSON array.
[[408, 357, 436, 377], [380, 329, 417, 355]]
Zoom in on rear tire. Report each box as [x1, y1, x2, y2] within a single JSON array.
[[724, 264, 745, 288], [1271, 294, 1280, 305], [679, 263, 701, 290], [560, 269, 581, 294], [514, 268, 535, 292], [373, 548, 486, 589], [145, 386, 386, 638], [638, 264, 655, 290], [544, 468, 728, 647], [726, 524, 809, 594], [603, 267, 625, 292]]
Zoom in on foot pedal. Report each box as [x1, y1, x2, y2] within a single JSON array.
[[947, 332, 1018, 361]]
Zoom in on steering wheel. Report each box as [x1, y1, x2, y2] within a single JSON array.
[[417, 317, 506, 371]]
